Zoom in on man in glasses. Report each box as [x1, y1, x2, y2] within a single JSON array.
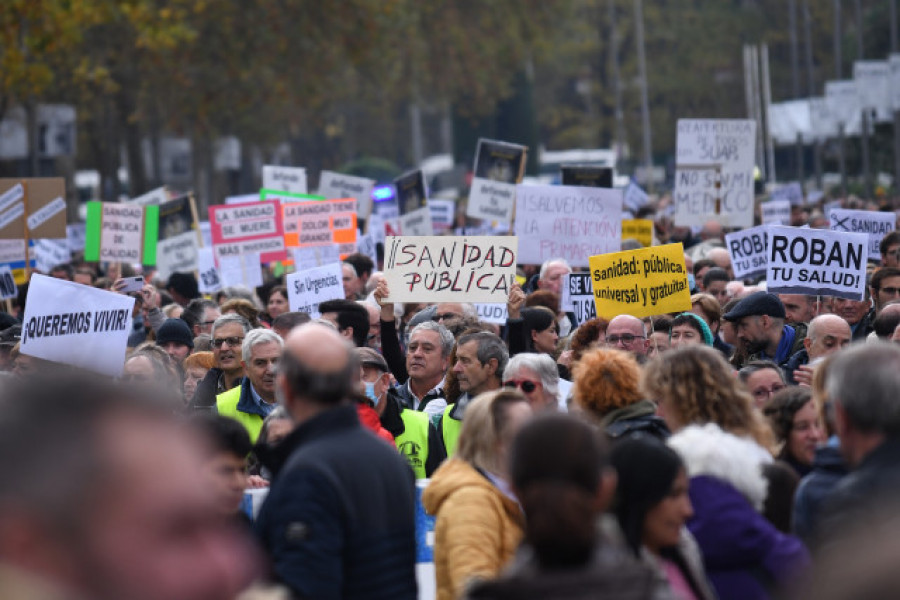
[[188, 314, 251, 410], [879, 231, 900, 268], [605, 315, 651, 360], [871, 267, 900, 316]]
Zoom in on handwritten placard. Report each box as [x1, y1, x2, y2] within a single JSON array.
[[286, 263, 345, 317]]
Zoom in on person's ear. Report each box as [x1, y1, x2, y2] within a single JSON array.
[[803, 336, 812, 353], [487, 357, 499, 375]]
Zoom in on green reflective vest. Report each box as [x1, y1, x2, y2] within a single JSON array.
[[440, 404, 462, 458], [216, 386, 263, 443], [396, 409, 430, 479]]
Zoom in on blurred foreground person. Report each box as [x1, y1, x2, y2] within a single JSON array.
[[0, 374, 259, 599], [467, 415, 659, 600], [256, 324, 416, 599], [423, 390, 532, 600], [611, 434, 717, 600]]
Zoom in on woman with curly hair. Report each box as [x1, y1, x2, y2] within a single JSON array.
[[568, 318, 609, 363], [643, 346, 809, 600], [573, 348, 668, 440]]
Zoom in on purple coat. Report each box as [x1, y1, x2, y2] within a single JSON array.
[[687, 475, 810, 600]]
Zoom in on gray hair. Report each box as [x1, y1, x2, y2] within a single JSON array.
[[503, 353, 559, 398], [458, 331, 509, 377], [460, 303, 477, 317], [211, 313, 251, 339], [826, 342, 900, 434], [242, 328, 284, 362], [539, 258, 571, 281], [409, 320, 454, 358]]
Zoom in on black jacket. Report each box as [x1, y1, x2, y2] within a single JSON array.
[[381, 390, 446, 477], [792, 443, 848, 545], [256, 404, 417, 600]]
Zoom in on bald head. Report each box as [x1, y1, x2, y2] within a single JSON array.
[[278, 324, 355, 420], [707, 248, 733, 278], [805, 314, 851, 361], [605, 314, 650, 356]]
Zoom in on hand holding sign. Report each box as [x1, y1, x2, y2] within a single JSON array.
[[507, 282, 525, 320], [374, 278, 395, 322]]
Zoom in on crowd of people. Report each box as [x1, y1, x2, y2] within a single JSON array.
[[2, 204, 900, 600]]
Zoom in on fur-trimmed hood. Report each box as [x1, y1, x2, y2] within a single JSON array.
[[668, 423, 772, 511]]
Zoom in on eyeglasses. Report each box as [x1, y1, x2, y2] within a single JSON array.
[[213, 336, 244, 348], [606, 334, 645, 345], [433, 313, 460, 322], [504, 380, 539, 393], [752, 384, 786, 401], [199, 320, 217, 326]]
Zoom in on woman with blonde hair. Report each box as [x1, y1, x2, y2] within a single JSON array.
[[423, 389, 532, 600], [643, 345, 809, 600]]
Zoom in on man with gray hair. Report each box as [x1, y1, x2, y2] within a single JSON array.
[[819, 343, 900, 541], [188, 313, 252, 410], [215, 328, 283, 442], [503, 353, 560, 412]]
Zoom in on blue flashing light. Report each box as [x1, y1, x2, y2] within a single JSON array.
[[372, 185, 395, 202]]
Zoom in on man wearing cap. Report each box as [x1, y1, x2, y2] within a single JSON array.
[[724, 291, 807, 370], [155, 318, 194, 365], [356, 347, 446, 478]]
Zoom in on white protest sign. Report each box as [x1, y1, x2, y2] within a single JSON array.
[[0, 265, 17, 300], [27, 196, 66, 231], [766, 226, 868, 300], [318, 171, 375, 218], [20, 275, 134, 376], [475, 304, 508, 324], [0, 203, 25, 231], [674, 119, 756, 228], [467, 178, 517, 223], [514, 184, 621, 267], [725, 225, 769, 280], [128, 187, 167, 206], [199, 220, 212, 247], [762, 200, 791, 225], [771, 182, 804, 206], [98, 203, 145, 262], [428, 200, 455, 230], [368, 214, 386, 245], [560, 272, 596, 326], [623, 182, 650, 213], [32, 238, 71, 274], [0, 239, 26, 264], [292, 244, 341, 272], [356, 232, 378, 265], [0, 183, 24, 214], [809, 96, 838, 140], [286, 262, 344, 317], [157, 232, 199, 280], [263, 165, 307, 194], [825, 80, 862, 134], [219, 252, 263, 289], [828, 208, 896, 262], [466, 139, 526, 224], [399, 206, 434, 236], [197, 247, 221, 293], [383, 236, 517, 303], [853, 60, 892, 122]]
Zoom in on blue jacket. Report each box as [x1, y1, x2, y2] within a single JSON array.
[[256, 405, 417, 600], [792, 444, 847, 545]]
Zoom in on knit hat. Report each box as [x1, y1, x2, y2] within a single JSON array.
[[675, 312, 715, 346], [156, 318, 194, 349]]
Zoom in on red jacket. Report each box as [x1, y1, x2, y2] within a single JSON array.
[[356, 402, 395, 445]]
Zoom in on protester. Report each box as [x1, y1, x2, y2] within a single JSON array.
[[701, 267, 730, 307], [668, 312, 714, 349], [502, 353, 560, 412], [566, 317, 609, 364], [166, 272, 200, 306], [191, 413, 253, 519], [832, 294, 874, 341], [647, 316, 672, 357], [466, 415, 659, 600], [256, 324, 417, 599], [510, 306, 559, 357], [342, 262, 364, 300], [610, 434, 717, 600], [605, 315, 650, 361], [182, 350, 215, 403], [221, 297, 263, 329], [724, 291, 806, 369], [870, 267, 900, 315], [265, 285, 289, 322], [155, 317, 194, 365], [778, 294, 818, 326], [423, 389, 532, 600], [189, 314, 251, 409], [782, 314, 851, 385], [574, 348, 668, 440], [271, 311, 311, 338], [763, 386, 825, 478], [182, 297, 222, 337], [738, 360, 787, 409], [319, 298, 370, 347]]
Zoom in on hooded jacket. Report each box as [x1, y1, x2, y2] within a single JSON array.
[[422, 459, 524, 600], [668, 424, 809, 600]]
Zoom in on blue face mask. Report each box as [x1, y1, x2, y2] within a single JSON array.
[[687, 273, 696, 291], [364, 381, 381, 408]]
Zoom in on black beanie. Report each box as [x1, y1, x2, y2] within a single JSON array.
[[156, 318, 194, 349]]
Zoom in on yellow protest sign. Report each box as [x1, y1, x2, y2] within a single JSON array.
[[622, 219, 653, 247], [588, 243, 691, 319]]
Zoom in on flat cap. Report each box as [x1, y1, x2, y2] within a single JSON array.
[[354, 346, 389, 372], [723, 291, 786, 321]]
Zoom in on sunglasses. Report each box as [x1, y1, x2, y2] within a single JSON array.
[[213, 336, 244, 348], [503, 380, 539, 393]]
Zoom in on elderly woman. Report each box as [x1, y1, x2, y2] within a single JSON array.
[[643, 346, 808, 600], [502, 353, 560, 412], [572, 348, 668, 440], [423, 389, 532, 600]]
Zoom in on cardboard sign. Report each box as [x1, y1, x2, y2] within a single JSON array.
[[828, 208, 896, 262], [282, 198, 357, 255], [399, 207, 434, 236], [561, 272, 597, 326], [395, 170, 428, 216], [514, 184, 622, 267], [762, 200, 791, 225], [588, 243, 691, 319], [196, 247, 222, 293], [219, 252, 263, 289], [20, 274, 134, 376], [428, 200, 455, 231], [0, 178, 66, 240], [262, 165, 307, 195], [771, 182, 804, 206], [766, 226, 868, 300], [32, 238, 71, 274], [285, 262, 345, 317], [128, 187, 168, 206], [208, 200, 286, 263], [467, 139, 526, 223], [156, 196, 200, 280], [292, 244, 340, 272], [318, 171, 375, 218], [475, 303, 508, 324], [725, 225, 769, 280], [560, 165, 613, 188], [673, 119, 756, 228], [27, 196, 66, 232], [0, 265, 17, 300], [622, 219, 653, 247], [383, 236, 517, 303], [85, 202, 159, 264]]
